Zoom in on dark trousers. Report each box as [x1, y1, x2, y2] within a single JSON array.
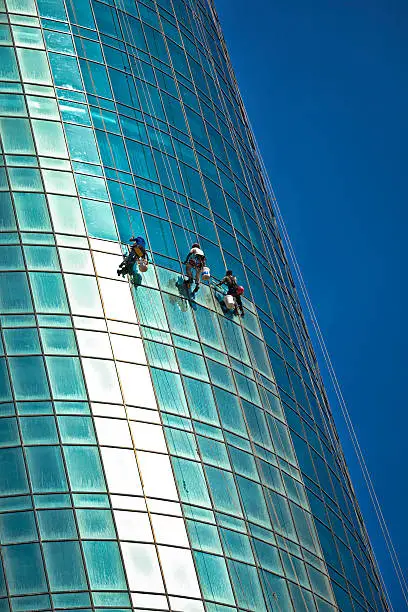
[[119, 251, 136, 271]]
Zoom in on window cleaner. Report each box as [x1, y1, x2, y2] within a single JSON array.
[[183, 242, 206, 294], [117, 236, 149, 277], [216, 270, 245, 316]]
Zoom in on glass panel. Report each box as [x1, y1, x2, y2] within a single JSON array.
[[64, 446, 106, 492], [14, 193, 51, 232], [46, 356, 86, 400], [32, 119, 68, 158], [30, 272, 69, 313], [37, 509, 77, 540], [0, 511, 37, 544], [82, 358, 121, 403], [114, 510, 152, 542], [0, 448, 29, 495], [159, 546, 201, 597], [43, 541, 87, 590], [9, 356, 49, 400], [17, 49, 52, 85], [26, 446, 68, 493], [65, 274, 103, 317], [82, 541, 127, 590], [117, 362, 156, 408], [194, 552, 234, 605], [76, 508, 116, 540], [0, 118, 35, 154], [121, 543, 164, 593], [2, 543, 47, 595], [47, 195, 86, 235]]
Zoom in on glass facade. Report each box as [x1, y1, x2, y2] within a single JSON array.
[[0, 0, 387, 610]]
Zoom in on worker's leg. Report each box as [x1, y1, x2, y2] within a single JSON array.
[[235, 294, 244, 315], [120, 252, 136, 274], [185, 263, 194, 284], [193, 266, 201, 293]]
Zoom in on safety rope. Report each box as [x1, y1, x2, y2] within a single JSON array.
[[230, 52, 404, 608], [115, 0, 199, 261]]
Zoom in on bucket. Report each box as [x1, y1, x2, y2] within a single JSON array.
[[201, 266, 210, 281], [138, 259, 148, 273], [224, 294, 235, 310], [236, 285, 244, 295]]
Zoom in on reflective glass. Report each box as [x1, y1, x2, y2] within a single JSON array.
[[2, 544, 47, 595], [43, 541, 87, 591], [82, 541, 127, 590]]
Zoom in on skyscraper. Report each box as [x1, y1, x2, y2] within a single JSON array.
[[0, 0, 388, 610]]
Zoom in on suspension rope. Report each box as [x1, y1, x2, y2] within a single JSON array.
[[115, 0, 198, 258]]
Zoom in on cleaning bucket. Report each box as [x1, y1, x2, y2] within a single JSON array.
[[201, 266, 210, 281], [224, 294, 235, 310], [138, 259, 148, 273]]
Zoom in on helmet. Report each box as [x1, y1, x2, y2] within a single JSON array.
[[192, 242, 200, 249], [236, 286, 244, 295]]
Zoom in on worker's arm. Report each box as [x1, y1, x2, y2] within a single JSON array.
[[182, 250, 192, 265]]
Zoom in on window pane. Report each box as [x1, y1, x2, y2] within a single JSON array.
[[65, 274, 103, 317], [194, 552, 234, 605], [32, 119, 68, 158], [121, 543, 164, 593], [47, 194, 86, 235], [17, 48, 52, 85], [76, 509, 116, 540], [0, 511, 37, 544], [2, 543, 47, 595], [14, 193, 51, 232], [0, 448, 29, 495], [46, 356, 86, 400], [0, 118, 35, 154], [64, 446, 106, 492], [37, 509, 77, 540], [30, 272, 69, 314], [26, 446, 68, 493], [82, 358, 121, 403], [9, 356, 50, 400], [43, 541, 87, 591], [83, 541, 126, 590], [0, 273, 33, 313]]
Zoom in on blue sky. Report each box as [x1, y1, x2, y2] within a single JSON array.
[[216, 0, 408, 607]]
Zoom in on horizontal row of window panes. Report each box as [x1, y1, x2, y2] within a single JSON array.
[[0, 50, 256, 215]]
